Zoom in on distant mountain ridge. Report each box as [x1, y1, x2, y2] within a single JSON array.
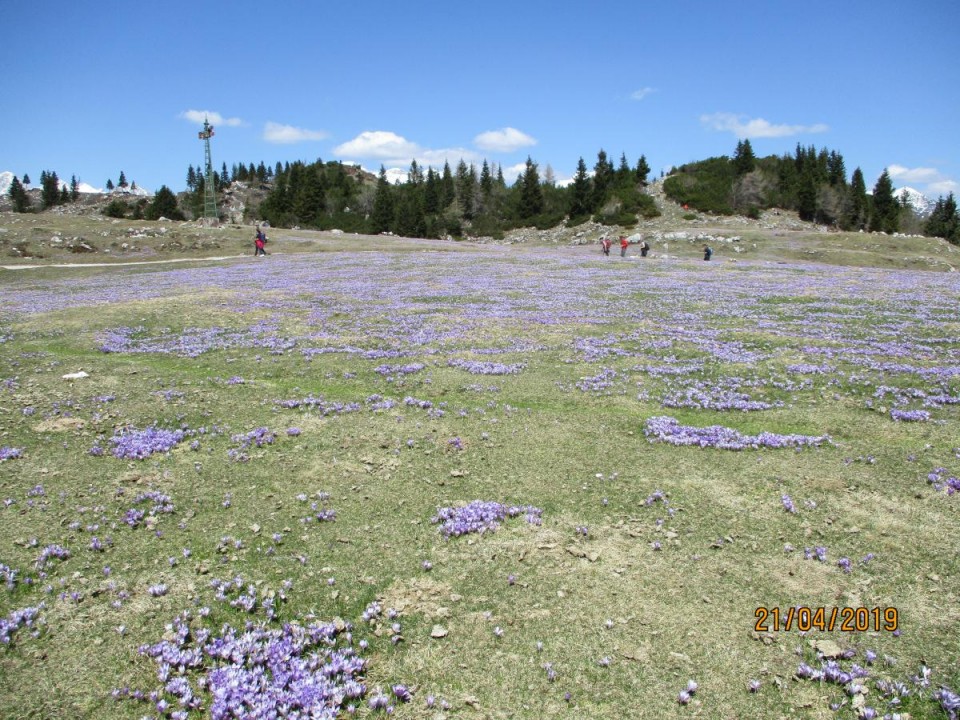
[[0, 170, 149, 198], [893, 186, 935, 217]]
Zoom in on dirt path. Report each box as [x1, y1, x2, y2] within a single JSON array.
[[0, 254, 273, 271]]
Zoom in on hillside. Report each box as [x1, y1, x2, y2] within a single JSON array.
[[3, 180, 959, 273]]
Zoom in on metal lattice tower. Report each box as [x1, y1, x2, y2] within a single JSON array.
[[198, 118, 218, 225]]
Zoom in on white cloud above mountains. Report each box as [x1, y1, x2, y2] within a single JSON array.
[[630, 87, 656, 101], [473, 127, 537, 153], [180, 110, 243, 127], [889, 164, 958, 197], [263, 122, 329, 144], [701, 112, 828, 138], [333, 130, 482, 169]]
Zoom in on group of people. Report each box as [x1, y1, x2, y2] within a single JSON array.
[[598, 235, 713, 261], [599, 235, 652, 258]]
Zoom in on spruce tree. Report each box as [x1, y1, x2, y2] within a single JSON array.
[[733, 139, 756, 176], [843, 167, 868, 230], [22, 173, 30, 185], [518, 156, 544, 220], [635, 155, 650, 185], [455, 159, 475, 219], [118, 171, 128, 188], [591, 150, 614, 212], [41, 171, 61, 209], [145, 186, 185, 221], [869, 169, 898, 233], [8, 176, 32, 212], [479, 160, 493, 198], [70, 175, 80, 201], [106, 179, 115, 191], [924, 193, 959, 244], [439, 162, 455, 210], [186, 165, 197, 191], [371, 166, 395, 234], [568, 157, 592, 219], [797, 170, 817, 221], [423, 168, 439, 215], [60, 185, 70, 204]]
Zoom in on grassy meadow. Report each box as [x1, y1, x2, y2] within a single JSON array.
[[1, 225, 959, 719]]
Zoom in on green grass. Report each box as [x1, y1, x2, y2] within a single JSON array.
[[0, 231, 958, 719]]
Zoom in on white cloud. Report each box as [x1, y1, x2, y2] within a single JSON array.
[[888, 164, 942, 184], [263, 121, 329, 144], [630, 87, 656, 101], [334, 130, 481, 170], [503, 163, 528, 181], [926, 179, 959, 196], [180, 110, 243, 127], [701, 112, 829, 138], [473, 127, 537, 153]]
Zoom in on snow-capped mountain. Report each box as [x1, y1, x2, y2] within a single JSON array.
[[894, 186, 935, 217], [1, 170, 149, 197]]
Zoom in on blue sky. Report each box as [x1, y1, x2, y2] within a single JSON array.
[[2, 0, 958, 198]]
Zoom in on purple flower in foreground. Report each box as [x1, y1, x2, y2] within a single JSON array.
[[781, 494, 797, 513], [0, 447, 24, 461], [677, 690, 691, 705], [147, 583, 168, 597], [748, 679, 761, 692]]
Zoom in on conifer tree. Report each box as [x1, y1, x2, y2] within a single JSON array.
[[568, 157, 592, 219], [60, 185, 70, 204], [496, 164, 505, 188], [118, 171, 128, 188], [70, 175, 80, 201], [8, 176, 32, 212], [439, 162, 455, 210], [371, 166, 395, 234], [145, 186, 185, 221], [615, 153, 632, 188], [869, 169, 898, 233], [22, 173, 30, 185], [294, 168, 325, 226], [106, 179, 115, 191], [843, 167, 868, 230], [455, 160, 475, 219], [407, 160, 424, 186], [733, 139, 756, 176], [41, 171, 61, 208], [186, 165, 197, 190], [797, 169, 817, 221], [924, 193, 959, 244], [221, 162, 230, 187], [479, 160, 493, 199], [635, 155, 650, 185], [423, 168, 440, 215], [591, 150, 614, 212], [518, 156, 544, 220]]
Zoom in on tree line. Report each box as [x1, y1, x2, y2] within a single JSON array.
[[253, 150, 658, 239], [662, 140, 959, 240]]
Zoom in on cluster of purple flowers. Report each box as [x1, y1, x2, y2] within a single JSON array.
[[432, 500, 543, 538], [661, 386, 775, 412], [804, 546, 828, 562], [1, 563, 18, 590], [374, 362, 425, 377], [0, 446, 23, 461], [34, 544, 70, 571], [781, 494, 798, 513], [228, 427, 276, 462], [575, 368, 619, 393], [274, 395, 362, 415], [108, 426, 186, 460], [211, 576, 286, 620], [447, 359, 525, 375], [644, 416, 830, 450], [927, 467, 960, 495], [0, 604, 44, 645], [132, 610, 369, 720], [890, 408, 931, 422]]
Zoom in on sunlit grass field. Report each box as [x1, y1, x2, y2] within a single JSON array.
[[1, 235, 958, 719]]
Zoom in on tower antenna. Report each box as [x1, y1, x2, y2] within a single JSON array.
[[197, 118, 218, 225]]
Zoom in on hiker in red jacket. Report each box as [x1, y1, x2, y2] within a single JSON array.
[[620, 235, 629, 257]]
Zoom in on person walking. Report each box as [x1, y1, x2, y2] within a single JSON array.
[[620, 235, 629, 257], [601, 237, 612, 256], [703, 244, 713, 261], [254, 225, 268, 257], [640, 240, 650, 257]]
